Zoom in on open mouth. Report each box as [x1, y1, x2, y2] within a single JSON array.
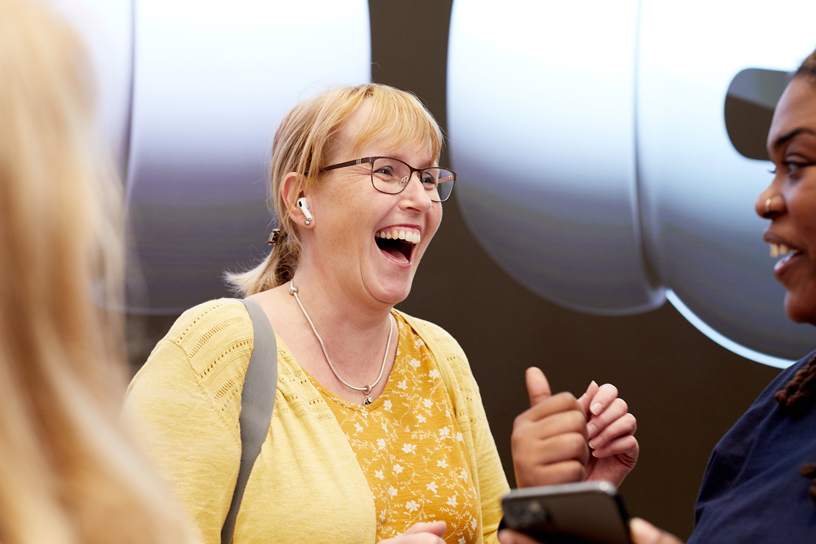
[[769, 242, 804, 273], [770, 242, 802, 259], [375, 228, 420, 263]]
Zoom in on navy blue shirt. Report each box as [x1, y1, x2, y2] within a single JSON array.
[[688, 351, 816, 543]]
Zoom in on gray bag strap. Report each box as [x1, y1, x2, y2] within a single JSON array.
[[220, 299, 278, 544]]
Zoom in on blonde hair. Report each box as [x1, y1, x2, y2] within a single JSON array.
[[0, 1, 194, 543], [226, 84, 443, 296]]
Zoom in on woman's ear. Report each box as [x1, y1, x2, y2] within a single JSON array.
[[281, 172, 313, 227]]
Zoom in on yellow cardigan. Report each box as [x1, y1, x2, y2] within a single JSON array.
[[124, 299, 509, 544]]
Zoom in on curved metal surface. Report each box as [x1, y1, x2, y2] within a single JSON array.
[[448, 0, 662, 315], [636, 0, 816, 359], [124, 0, 371, 313], [449, 0, 816, 363]]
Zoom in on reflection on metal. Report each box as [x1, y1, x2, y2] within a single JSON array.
[[448, 0, 662, 316], [56, 0, 371, 315], [667, 291, 794, 368], [448, 0, 816, 365], [724, 69, 791, 161], [121, 1, 370, 313]]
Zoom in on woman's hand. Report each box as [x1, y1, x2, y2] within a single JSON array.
[[629, 518, 684, 544], [498, 519, 684, 544], [577, 381, 639, 486], [497, 529, 543, 544], [511, 368, 590, 487], [379, 521, 447, 544]]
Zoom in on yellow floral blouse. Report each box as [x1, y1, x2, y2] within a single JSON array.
[[314, 312, 481, 544]]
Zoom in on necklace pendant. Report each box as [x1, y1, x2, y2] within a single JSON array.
[[364, 394, 373, 406]]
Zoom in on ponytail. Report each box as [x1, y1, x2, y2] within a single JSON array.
[[225, 231, 299, 296]]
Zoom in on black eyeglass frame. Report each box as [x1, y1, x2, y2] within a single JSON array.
[[319, 156, 456, 202]]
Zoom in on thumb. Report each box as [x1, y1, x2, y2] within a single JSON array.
[[404, 521, 447, 538], [629, 518, 685, 544], [526, 367, 552, 407]]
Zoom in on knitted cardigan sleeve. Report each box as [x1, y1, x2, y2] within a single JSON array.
[[123, 299, 253, 544]]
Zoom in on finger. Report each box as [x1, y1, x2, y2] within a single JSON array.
[[513, 410, 587, 444], [592, 435, 639, 463], [403, 521, 447, 537], [587, 398, 629, 440], [516, 431, 590, 467], [588, 383, 618, 416], [525, 367, 552, 407], [629, 518, 685, 544], [515, 392, 584, 426], [380, 535, 446, 544], [498, 529, 545, 544], [576, 380, 599, 414], [519, 460, 587, 487], [589, 413, 637, 449]]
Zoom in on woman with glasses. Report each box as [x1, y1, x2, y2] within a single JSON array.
[[125, 84, 638, 544]]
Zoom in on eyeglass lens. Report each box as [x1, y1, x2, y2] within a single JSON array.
[[371, 157, 454, 202]]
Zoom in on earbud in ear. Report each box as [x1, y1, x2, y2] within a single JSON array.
[[297, 197, 313, 226]]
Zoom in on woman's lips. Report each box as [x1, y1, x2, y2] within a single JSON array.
[[773, 249, 803, 278]]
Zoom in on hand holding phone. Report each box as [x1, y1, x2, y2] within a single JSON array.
[[502, 481, 631, 544]]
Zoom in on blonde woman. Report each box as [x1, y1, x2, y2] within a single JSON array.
[[125, 82, 639, 544], [0, 1, 196, 543]]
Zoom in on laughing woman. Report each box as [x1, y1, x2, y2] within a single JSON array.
[[124, 84, 638, 544]]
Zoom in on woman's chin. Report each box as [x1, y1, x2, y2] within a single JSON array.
[[369, 280, 413, 308], [783, 291, 816, 326]]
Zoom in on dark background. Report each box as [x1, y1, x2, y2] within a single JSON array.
[[128, 1, 784, 539]]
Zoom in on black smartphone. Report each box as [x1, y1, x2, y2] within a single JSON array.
[[501, 481, 631, 544]]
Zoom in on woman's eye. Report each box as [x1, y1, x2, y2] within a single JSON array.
[[421, 174, 437, 187], [784, 161, 806, 175]]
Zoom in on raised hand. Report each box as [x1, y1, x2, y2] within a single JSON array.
[[577, 381, 638, 486], [511, 367, 589, 487]]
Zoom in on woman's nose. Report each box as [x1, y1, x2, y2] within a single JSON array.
[[400, 172, 433, 211], [755, 184, 784, 219]]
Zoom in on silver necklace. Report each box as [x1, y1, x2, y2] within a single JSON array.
[[289, 283, 393, 406]]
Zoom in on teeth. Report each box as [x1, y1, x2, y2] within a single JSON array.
[[770, 243, 793, 258], [376, 229, 420, 244]]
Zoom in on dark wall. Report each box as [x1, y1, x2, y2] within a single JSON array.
[[127, 1, 783, 539]]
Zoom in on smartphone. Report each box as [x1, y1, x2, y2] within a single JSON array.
[[501, 481, 631, 544]]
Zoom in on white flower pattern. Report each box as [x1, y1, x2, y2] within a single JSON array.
[[316, 313, 479, 544]]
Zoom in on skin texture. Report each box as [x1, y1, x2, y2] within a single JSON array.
[[756, 76, 816, 325], [511, 367, 639, 488]]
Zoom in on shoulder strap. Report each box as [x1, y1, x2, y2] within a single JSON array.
[[221, 299, 278, 544]]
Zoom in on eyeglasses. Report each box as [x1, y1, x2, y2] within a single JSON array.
[[320, 156, 456, 202]]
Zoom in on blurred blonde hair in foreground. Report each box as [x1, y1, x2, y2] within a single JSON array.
[[0, 0, 195, 542]]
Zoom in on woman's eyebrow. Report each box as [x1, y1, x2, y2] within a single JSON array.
[[772, 128, 816, 152]]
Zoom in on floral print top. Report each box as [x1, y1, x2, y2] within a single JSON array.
[[314, 312, 481, 544]]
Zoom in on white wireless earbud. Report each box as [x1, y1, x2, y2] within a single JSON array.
[[297, 198, 313, 226]]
